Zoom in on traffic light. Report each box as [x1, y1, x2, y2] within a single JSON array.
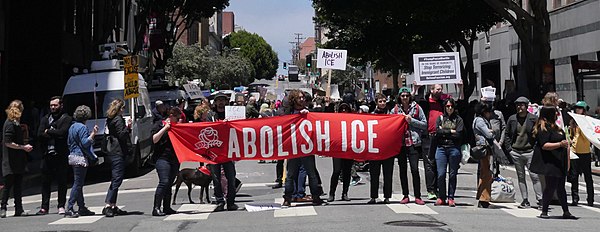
[[283, 62, 287, 69], [306, 54, 312, 68]]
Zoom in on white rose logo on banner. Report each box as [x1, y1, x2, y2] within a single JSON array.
[[195, 127, 224, 150]]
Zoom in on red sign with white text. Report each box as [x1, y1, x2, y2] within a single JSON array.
[[168, 112, 407, 164]]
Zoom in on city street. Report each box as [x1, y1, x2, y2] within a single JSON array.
[[2, 157, 600, 232]]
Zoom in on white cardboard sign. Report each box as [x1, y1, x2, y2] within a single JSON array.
[[481, 86, 496, 100], [183, 84, 203, 99], [225, 106, 246, 121], [412, 52, 461, 85], [317, 49, 347, 70]]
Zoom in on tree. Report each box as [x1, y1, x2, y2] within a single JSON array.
[[166, 43, 254, 89], [313, 0, 502, 99], [223, 30, 279, 80], [483, 0, 551, 101], [135, 0, 229, 72]]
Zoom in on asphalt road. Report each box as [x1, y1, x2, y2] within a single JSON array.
[[1, 155, 600, 232]]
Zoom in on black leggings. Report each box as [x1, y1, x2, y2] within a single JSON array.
[[542, 175, 569, 214], [329, 158, 353, 196], [1, 174, 23, 210]]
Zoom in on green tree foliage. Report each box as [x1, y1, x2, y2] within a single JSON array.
[[135, 0, 230, 70], [223, 30, 279, 80], [313, 0, 502, 98], [167, 43, 253, 90]]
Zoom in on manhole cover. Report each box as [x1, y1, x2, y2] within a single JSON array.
[[384, 220, 446, 227]]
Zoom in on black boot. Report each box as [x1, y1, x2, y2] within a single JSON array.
[[152, 195, 165, 216], [163, 195, 177, 215]]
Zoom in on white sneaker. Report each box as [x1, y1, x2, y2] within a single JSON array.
[[58, 207, 66, 215]]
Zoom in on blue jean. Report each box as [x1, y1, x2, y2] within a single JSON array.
[[68, 165, 88, 210], [105, 154, 125, 204], [435, 146, 461, 200], [284, 156, 322, 199], [209, 161, 237, 205], [293, 165, 307, 198], [155, 158, 180, 204]]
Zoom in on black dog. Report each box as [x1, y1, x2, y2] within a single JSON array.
[[172, 167, 212, 205]]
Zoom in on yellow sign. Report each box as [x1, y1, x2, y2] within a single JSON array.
[[123, 55, 139, 99]]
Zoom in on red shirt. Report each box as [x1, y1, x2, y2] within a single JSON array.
[[427, 97, 443, 134]]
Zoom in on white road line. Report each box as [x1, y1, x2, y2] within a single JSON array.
[[378, 194, 438, 214], [21, 182, 276, 205], [164, 204, 216, 221], [494, 203, 540, 218], [503, 166, 600, 188], [49, 216, 104, 225], [4, 210, 30, 217], [579, 203, 600, 213], [273, 198, 317, 218]]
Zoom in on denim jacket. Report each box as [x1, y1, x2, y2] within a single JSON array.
[[390, 102, 427, 146], [68, 122, 94, 157]]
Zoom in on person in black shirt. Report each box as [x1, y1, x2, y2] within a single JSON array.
[[531, 106, 577, 219], [36, 96, 72, 216], [1, 100, 33, 218], [151, 107, 182, 216]]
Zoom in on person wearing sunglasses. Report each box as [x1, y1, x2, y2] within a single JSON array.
[[390, 87, 427, 205], [433, 98, 464, 207]]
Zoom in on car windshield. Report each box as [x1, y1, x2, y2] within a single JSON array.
[[63, 91, 130, 119]]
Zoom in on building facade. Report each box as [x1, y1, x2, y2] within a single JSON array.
[[472, 0, 600, 109]]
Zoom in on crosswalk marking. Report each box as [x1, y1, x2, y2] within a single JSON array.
[[380, 194, 438, 215], [273, 198, 317, 217], [49, 216, 104, 225], [164, 204, 216, 221], [47, 206, 125, 225], [493, 203, 540, 218], [4, 210, 30, 217]]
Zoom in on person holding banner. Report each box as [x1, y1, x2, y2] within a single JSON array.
[[367, 94, 395, 204], [391, 87, 427, 205], [282, 89, 325, 207], [434, 98, 464, 207], [150, 107, 182, 216], [531, 106, 577, 219], [568, 101, 594, 207], [328, 103, 354, 202]]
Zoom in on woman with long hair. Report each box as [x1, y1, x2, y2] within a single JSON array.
[[473, 102, 496, 208], [151, 107, 182, 216], [1, 100, 33, 218], [64, 105, 98, 218], [102, 99, 131, 217], [434, 98, 464, 207], [531, 106, 576, 219]]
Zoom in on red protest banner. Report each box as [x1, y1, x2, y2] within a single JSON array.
[[167, 112, 407, 164]]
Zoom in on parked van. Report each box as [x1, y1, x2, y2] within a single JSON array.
[[62, 59, 154, 175]]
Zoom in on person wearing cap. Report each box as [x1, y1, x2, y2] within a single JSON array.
[[206, 92, 240, 211], [504, 96, 542, 208], [152, 100, 167, 124], [567, 101, 594, 207], [390, 87, 427, 205]]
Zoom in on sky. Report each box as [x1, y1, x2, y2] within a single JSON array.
[[225, 0, 315, 76]]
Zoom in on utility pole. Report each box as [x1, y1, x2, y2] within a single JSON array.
[[293, 33, 304, 66], [289, 41, 298, 65]]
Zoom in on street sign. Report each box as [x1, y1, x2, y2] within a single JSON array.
[[123, 55, 139, 100]]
